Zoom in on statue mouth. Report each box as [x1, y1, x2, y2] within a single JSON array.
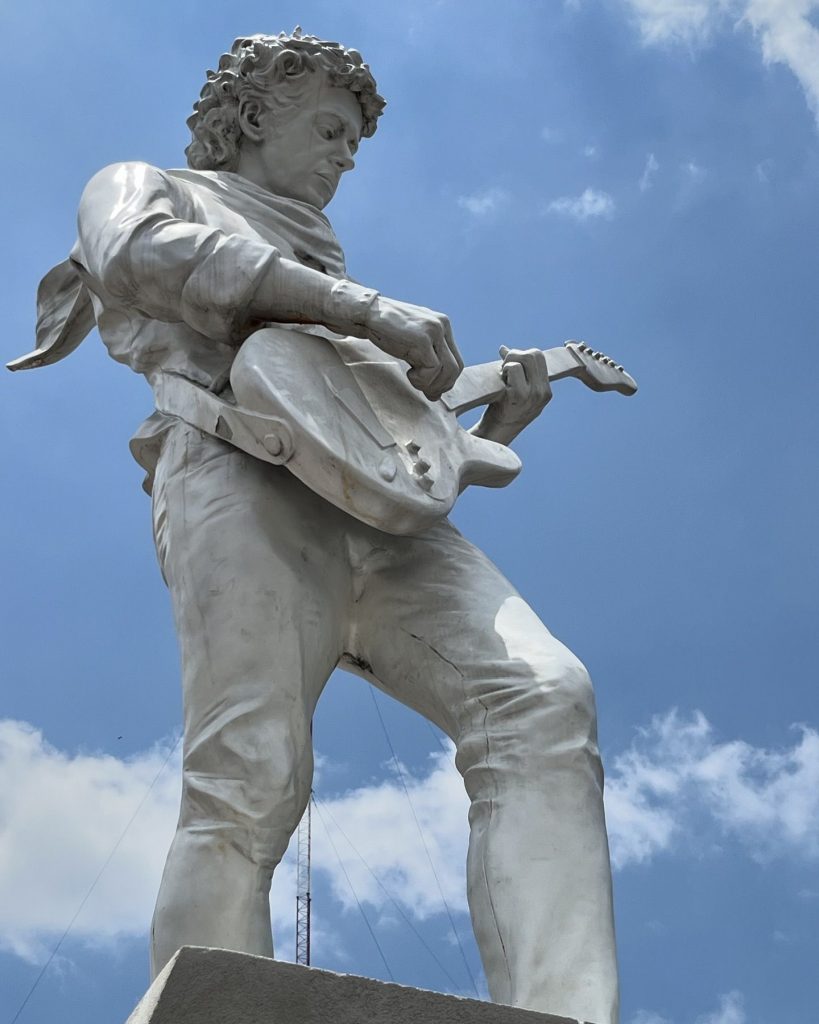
[[314, 171, 337, 196]]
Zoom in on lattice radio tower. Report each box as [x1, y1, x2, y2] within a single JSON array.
[[295, 792, 312, 965]]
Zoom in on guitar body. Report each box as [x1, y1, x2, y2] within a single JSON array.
[[229, 327, 522, 534], [153, 325, 635, 536]]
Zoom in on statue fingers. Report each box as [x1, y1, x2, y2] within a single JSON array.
[[501, 359, 527, 402], [428, 324, 462, 394]]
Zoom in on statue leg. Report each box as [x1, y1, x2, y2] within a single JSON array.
[[346, 519, 619, 1024], [149, 424, 350, 977]]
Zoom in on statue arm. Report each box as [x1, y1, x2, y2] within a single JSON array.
[[74, 162, 377, 344], [75, 162, 462, 399]]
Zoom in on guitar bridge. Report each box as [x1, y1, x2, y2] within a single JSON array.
[[406, 440, 435, 491]]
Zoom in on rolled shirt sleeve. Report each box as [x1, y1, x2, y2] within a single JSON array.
[[74, 161, 280, 343]]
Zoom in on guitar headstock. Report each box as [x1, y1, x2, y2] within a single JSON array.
[[563, 340, 638, 396]]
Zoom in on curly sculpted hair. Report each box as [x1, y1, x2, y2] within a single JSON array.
[[186, 29, 386, 172]]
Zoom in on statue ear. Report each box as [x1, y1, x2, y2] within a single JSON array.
[[238, 97, 266, 142]]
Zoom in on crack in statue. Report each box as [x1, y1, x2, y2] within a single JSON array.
[[11, 29, 620, 1024]]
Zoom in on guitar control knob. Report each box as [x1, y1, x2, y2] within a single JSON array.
[[378, 454, 397, 482], [261, 420, 294, 465], [263, 433, 282, 457]]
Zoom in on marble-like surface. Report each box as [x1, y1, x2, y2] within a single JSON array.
[[126, 947, 586, 1024], [14, 29, 627, 1024]]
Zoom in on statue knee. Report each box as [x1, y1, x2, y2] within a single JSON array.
[[458, 651, 599, 785], [178, 763, 309, 869], [546, 653, 598, 742], [178, 715, 313, 865]]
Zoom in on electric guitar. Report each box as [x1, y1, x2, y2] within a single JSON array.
[[154, 328, 637, 535]]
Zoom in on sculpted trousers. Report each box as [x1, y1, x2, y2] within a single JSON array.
[[150, 422, 619, 1024]]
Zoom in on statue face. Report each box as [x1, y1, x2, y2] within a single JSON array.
[[239, 75, 364, 208]]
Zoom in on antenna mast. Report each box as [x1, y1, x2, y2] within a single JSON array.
[[295, 793, 312, 965]]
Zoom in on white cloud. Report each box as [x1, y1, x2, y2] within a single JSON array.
[[630, 1012, 673, 1024], [630, 991, 745, 1024], [3, 710, 818, 965], [0, 720, 180, 960], [620, 0, 819, 125], [456, 187, 509, 216], [606, 710, 819, 868], [744, 0, 819, 121], [0, 719, 468, 966], [622, 0, 730, 44], [545, 188, 616, 220], [0, 720, 297, 963], [312, 749, 469, 919], [696, 991, 746, 1024], [640, 152, 660, 190], [584, 143, 600, 158]]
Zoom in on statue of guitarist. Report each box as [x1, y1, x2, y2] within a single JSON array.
[[12, 31, 620, 1024]]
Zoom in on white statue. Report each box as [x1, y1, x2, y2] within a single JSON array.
[[10, 30, 634, 1024]]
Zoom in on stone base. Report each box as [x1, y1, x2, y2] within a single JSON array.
[[126, 947, 583, 1024]]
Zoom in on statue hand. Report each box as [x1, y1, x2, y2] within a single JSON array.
[[364, 296, 464, 402], [472, 346, 552, 446]]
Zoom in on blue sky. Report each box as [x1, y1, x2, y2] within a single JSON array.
[[2, 2, 818, 1023]]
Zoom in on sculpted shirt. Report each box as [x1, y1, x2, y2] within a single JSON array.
[[29, 161, 362, 490]]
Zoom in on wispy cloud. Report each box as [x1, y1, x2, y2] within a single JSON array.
[[696, 991, 746, 1024], [640, 152, 660, 191], [622, 0, 725, 45], [545, 188, 616, 221], [619, 0, 819, 126], [755, 158, 774, 182], [683, 159, 707, 182], [606, 710, 819, 868], [630, 1012, 673, 1024], [745, 0, 819, 122], [456, 187, 509, 216], [630, 991, 745, 1024], [584, 143, 600, 158]]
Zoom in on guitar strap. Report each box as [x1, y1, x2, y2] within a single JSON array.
[[151, 371, 296, 469]]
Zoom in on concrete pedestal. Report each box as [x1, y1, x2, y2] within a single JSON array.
[[126, 947, 584, 1024]]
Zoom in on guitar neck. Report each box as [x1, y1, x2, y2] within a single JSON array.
[[441, 346, 583, 415]]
